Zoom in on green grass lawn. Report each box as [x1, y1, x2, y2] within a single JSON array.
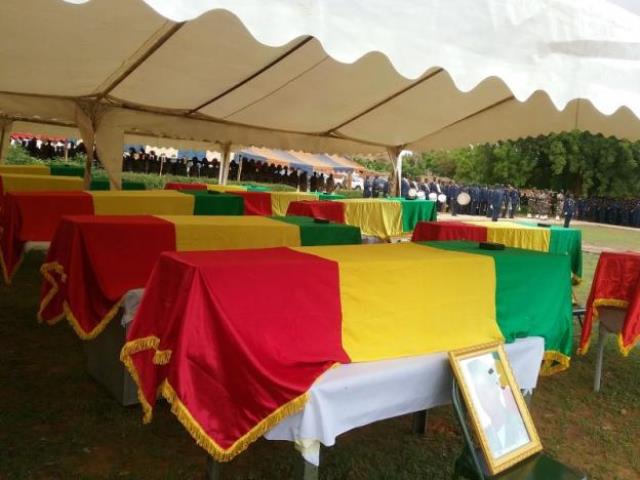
[[579, 224, 640, 252], [1, 221, 639, 479]]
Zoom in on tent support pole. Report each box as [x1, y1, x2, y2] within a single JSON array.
[[236, 156, 243, 181], [386, 146, 402, 197], [84, 146, 94, 189], [219, 143, 232, 186]]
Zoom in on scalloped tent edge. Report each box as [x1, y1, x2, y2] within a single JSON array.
[[1, 0, 640, 189]]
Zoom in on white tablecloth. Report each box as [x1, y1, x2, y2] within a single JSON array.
[[24, 241, 50, 252], [265, 337, 544, 465], [121, 291, 544, 467]]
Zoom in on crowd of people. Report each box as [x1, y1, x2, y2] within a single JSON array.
[[413, 180, 526, 223], [122, 149, 338, 193], [367, 175, 582, 227], [519, 190, 640, 228], [575, 197, 640, 227], [11, 136, 85, 159], [12, 138, 640, 228], [392, 177, 640, 229]]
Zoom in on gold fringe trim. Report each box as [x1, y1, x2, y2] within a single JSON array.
[[0, 240, 25, 285], [152, 349, 172, 365], [63, 300, 122, 341], [618, 333, 639, 357], [539, 350, 571, 376], [577, 298, 630, 355], [38, 262, 67, 323], [38, 261, 123, 340], [160, 380, 309, 463], [121, 333, 311, 463], [120, 336, 161, 424]]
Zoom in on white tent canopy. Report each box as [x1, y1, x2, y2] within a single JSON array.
[[1, 0, 640, 187]]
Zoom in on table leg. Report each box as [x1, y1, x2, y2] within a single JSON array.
[[411, 409, 428, 434], [594, 327, 608, 393], [294, 453, 319, 480], [206, 456, 223, 480]]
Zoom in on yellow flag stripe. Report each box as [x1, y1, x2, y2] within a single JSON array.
[[157, 215, 301, 251], [0, 165, 51, 175], [207, 184, 248, 193], [0, 173, 82, 193], [467, 221, 550, 252], [295, 243, 502, 361], [90, 190, 195, 215], [338, 199, 402, 238], [270, 192, 319, 216]]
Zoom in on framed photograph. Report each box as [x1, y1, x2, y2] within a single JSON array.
[[449, 342, 542, 475]]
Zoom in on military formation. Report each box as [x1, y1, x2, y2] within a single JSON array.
[[15, 137, 640, 228], [389, 177, 523, 223], [575, 197, 640, 228]]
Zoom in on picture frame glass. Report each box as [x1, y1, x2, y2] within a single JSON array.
[[458, 349, 533, 460]]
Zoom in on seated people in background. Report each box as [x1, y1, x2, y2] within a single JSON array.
[[189, 156, 200, 177], [326, 173, 335, 193], [363, 176, 373, 198], [200, 157, 211, 177], [401, 176, 410, 198], [176, 157, 187, 176], [168, 155, 178, 175], [212, 159, 220, 178], [371, 175, 381, 198], [381, 177, 390, 197]]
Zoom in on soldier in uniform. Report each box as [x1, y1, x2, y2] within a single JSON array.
[[363, 176, 373, 198], [485, 186, 494, 218], [326, 174, 336, 193], [563, 194, 575, 228], [124, 147, 135, 172], [490, 185, 504, 222], [371, 176, 380, 198], [478, 185, 491, 217], [509, 187, 519, 218], [449, 182, 460, 216], [632, 199, 640, 228], [381, 177, 390, 197], [469, 184, 480, 216], [299, 170, 309, 192], [401, 176, 410, 198], [290, 169, 300, 189], [501, 186, 512, 218]]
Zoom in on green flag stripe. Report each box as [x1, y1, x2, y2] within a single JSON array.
[[418, 240, 573, 370], [272, 216, 362, 246]]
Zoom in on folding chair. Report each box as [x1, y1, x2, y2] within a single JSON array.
[[572, 306, 587, 329], [451, 381, 586, 480]]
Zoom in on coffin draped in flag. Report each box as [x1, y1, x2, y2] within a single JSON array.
[[121, 241, 573, 462], [37, 215, 361, 338], [412, 220, 582, 281], [0, 190, 246, 283], [579, 251, 640, 355]]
